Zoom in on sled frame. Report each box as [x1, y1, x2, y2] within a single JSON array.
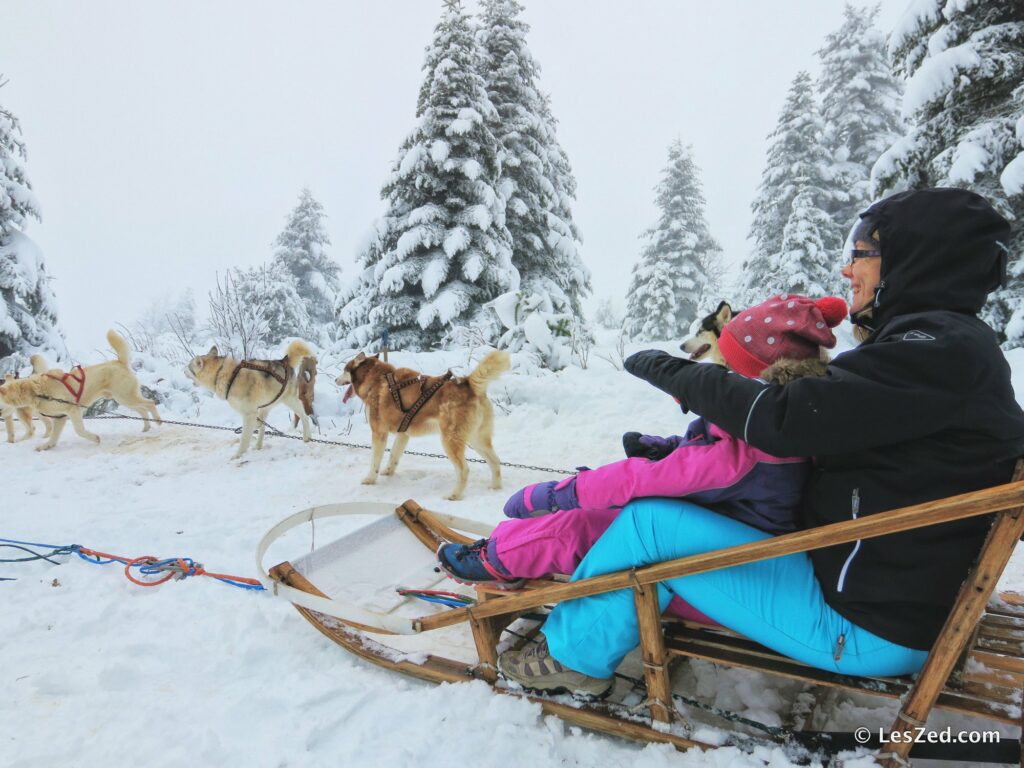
[[269, 466, 1024, 765]]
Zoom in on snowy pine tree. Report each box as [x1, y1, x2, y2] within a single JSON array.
[[774, 185, 840, 296], [272, 188, 339, 344], [623, 140, 722, 341], [478, 0, 590, 320], [743, 72, 837, 305], [817, 3, 903, 233], [0, 82, 62, 362], [234, 262, 310, 348], [336, 0, 515, 351], [874, 1, 1024, 346]]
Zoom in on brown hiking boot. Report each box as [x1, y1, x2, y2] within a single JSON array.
[[498, 637, 613, 698]]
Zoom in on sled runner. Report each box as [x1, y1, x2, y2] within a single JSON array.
[[257, 466, 1024, 765]]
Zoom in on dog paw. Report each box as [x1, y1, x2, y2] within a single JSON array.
[[380, 467, 395, 476], [489, 482, 502, 490], [444, 492, 464, 501], [361, 475, 378, 485], [35, 444, 54, 452]]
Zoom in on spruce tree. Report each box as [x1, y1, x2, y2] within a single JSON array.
[[336, 0, 515, 351], [0, 82, 62, 362], [743, 72, 836, 305], [272, 188, 339, 343], [817, 3, 903, 233], [773, 185, 840, 297], [478, 0, 590, 319], [234, 262, 310, 347], [875, 1, 1024, 345], [623, 140, 722, 340]]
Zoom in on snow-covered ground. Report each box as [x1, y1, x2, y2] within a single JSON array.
[[4, 334, 1024, 767]]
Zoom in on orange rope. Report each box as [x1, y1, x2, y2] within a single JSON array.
[[77, 546, 259, 588]]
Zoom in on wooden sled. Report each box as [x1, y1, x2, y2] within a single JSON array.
[[257, 469, 1024, 766]]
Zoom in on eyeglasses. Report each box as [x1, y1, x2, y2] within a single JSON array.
[[849, 249, 881, 260]]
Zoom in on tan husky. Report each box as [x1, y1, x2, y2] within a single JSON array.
[[0, 331, 161, 451], [336, 350, 509, 500], [1, 355, 55, 442], [185, 340, 315, 459]]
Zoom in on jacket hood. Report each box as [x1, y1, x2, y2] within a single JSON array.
[[856, 188, 1011, 328]]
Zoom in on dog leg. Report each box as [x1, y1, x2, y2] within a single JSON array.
[[69, 409, 101, 445], [41, 415, 53, 439], [362, 430, 388, 485], [285, 398, 311, 442], [441, 435, 469, 501], [234, 413, 256, 459], [255, 408, 268, 450], [3, 413, 13, 443], [382, 432, 410, 476], [469, 436, 502, 490], [18, 408, 35, 441], [36, 416, 67, 451]]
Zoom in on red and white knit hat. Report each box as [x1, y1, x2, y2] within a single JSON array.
[[718, 294, 848, 379]]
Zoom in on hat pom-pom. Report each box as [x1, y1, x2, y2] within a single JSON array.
[[815, 297, 848, 328]]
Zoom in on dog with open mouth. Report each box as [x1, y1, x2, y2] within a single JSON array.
[[337, 350, 509, 500], [680, 300, 732, 364]]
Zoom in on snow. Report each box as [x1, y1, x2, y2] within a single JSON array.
[[1002, 152, 1024, 196], [4, 334, 1024, 765], [900, 43, 982, 119]]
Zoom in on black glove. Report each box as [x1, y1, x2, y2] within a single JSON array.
[[622, 432, 685, 461]]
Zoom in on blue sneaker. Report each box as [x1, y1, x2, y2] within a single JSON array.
[[436, 539, 524, 590]]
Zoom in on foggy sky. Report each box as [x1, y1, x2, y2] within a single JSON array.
[[3, 0, 912, 350]]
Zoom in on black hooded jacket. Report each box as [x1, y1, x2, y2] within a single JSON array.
[[625, 188, 1024, 650]]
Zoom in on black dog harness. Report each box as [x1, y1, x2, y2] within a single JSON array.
[[385, 370, 453, 432]]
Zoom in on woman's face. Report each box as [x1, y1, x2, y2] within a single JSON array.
[[841, 240, 882, 314]]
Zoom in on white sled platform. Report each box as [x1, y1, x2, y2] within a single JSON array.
[[257, 483, 1024, 765]]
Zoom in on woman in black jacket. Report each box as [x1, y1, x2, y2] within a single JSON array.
[[498, 188, 1024, 698]]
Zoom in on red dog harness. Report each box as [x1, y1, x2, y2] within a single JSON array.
[[46, 366, 86, 404]]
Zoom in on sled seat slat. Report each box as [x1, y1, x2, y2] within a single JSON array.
[[664, 606, 1024, 725]]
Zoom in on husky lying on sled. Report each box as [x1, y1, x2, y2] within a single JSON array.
[[185, 340, 316, 459], [0, 331, 161, 450]]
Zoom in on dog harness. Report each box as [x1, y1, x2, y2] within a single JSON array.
[[45, 366, 86, 404], [223, 356, 292, 409], [385, 370, 453, 433]]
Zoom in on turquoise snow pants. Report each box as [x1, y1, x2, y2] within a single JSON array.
[[543, 498, 928, 679]]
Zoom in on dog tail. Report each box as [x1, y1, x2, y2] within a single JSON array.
[[30, 354, 50, 375], [286, 339, 315, 369], [107, 330, 131, 365], [468, 350, 510, 395]]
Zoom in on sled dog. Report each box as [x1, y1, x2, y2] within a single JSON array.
[[680, 300, 732, 365], [337, 351, 509, 500], [0, 331, 161, 451], [185, 340, 316, 459], [1, 355, 55, 443]]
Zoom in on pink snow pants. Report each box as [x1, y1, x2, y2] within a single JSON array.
[[492, 508, 717, 625]]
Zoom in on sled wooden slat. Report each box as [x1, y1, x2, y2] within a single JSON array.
[[396, 499, 475, 549], [633, 580, 674, 724], [410, 481, 1024, 625]]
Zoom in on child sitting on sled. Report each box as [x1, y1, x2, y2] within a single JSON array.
[[437, 293, 848, 618]]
